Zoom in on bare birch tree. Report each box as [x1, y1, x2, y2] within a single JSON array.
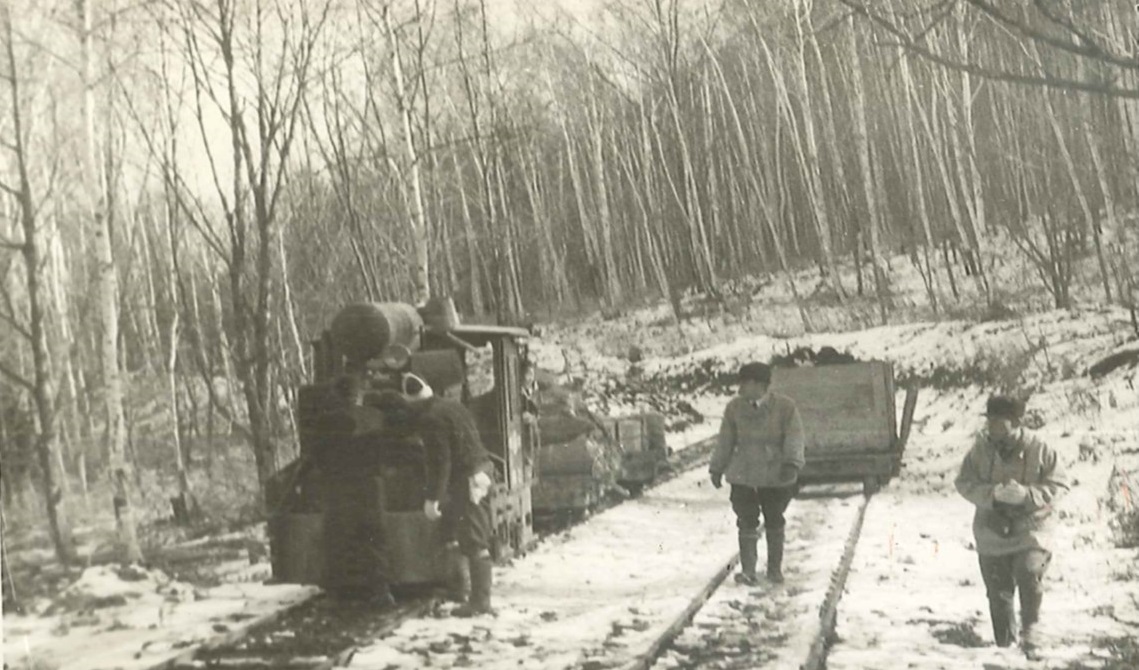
[[0, 3, 79, 564], [169, 0, 331, 499], [79, 0, 142, 564]]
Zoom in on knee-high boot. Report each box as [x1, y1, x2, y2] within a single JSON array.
[[454, 552, 494, 617], [735, 530, 759, 584], [766, 526, 785, 583], [447, 548, 471, 603], [988, 593, 1017, 647]]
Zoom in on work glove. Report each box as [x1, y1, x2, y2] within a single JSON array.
[[993, 481, 1028, 505], [778, 463, 799, 485], [711, 472, 723, 489], [423, 499, 442, 520], [469, 471, 493, 504]]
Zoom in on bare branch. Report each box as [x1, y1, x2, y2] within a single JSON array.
[[963, 0, 1139, 72], [840, 0, 1139, 99], [0, 297, 31, 340], [0, 358, 34, 393]]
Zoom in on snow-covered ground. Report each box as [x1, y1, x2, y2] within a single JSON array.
[[349, 465, 739, 669], [653, 488, 866, 670], [827, 365, 1139, 668], [2, 564, 315, 670], [355, 307, 1138, 669], [5, 301, 1137, 669]]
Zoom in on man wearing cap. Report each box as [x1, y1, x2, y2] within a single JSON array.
[[403, 373, 497, 616], [955, 395, 1068, 652], [709, 362, 806, 585]]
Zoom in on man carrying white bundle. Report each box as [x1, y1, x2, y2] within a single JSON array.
[[955, 395, 1068, 654]]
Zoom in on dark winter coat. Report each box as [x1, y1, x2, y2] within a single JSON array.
[[416, 397, 492, 502]]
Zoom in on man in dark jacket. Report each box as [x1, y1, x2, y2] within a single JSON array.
[[404, 373, 497, 616], [710, 362, 806, 585], [955, 395, 1068, 652]]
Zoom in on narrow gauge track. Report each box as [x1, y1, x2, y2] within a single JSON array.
[[158, 596, 433, 670], [627, 488, 873, 670], [151, 437, 720, 670]]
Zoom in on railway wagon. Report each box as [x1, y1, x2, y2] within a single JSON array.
[[598, 414, 668, 495], [531, 412, 669, 513], [769, 360, 918, 494], [267, 299, 535, 590]]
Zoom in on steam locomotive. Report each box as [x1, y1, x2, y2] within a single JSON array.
[[267, 299, 535, 591]]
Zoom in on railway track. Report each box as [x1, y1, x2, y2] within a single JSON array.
[[150, 437, 720, 670], [151, 437, 874, 670], [156, 596, 433, 670], [638, 487, 873, 670]]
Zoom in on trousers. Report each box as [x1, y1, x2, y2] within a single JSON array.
[[729, 483, 795, 532], [977, 549, 1051, 647]]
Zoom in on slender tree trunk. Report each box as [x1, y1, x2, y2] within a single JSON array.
[[451, 146, 486, 315], [492, 146, 524, 318], [721, 47, 812, 331], [633, 99, 677, 319], [588, 91, 622, 306], [3, 4, 77, 563], [808, 25, 858, 288], [1040, 88, 1106, 304], [844, 22, 889, 324], [384, 7, 430, 304], [563, 128, 603, 297], [521, 146, 569, 306], [954, 6, 990, 299], [81, 0, 141, 563], [915, 83, 978, 301], [761, 25, 845, 300], [162, 182, 194, 517], [1075, 59, 1115, 303], [665, 85, 717, 293], [899, 53, 942, 315]]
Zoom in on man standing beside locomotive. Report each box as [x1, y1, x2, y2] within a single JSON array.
[[955, 395, 1068, 653], [403, 373, 497, 616], [709, 362, 805, 585]]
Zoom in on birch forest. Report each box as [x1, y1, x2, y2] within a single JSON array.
[[2, 0, 1138, 566]]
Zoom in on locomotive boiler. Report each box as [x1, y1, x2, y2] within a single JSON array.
[[267, 298, 535, 591]]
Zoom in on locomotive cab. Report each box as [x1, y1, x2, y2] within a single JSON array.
[[267, 299, 535, 590]]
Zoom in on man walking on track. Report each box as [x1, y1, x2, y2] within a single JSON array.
[[404, 373, 497, 616], [710, 362, 806, 585], [955, 395, 1068, 654]]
